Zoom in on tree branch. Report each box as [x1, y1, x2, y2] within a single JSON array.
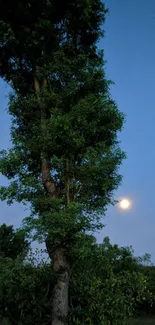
[[66, 158, 70, 205], [34, 76, 56, 196]]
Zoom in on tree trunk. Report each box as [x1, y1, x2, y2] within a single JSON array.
[[51, 248, 70, 325], [34, 76, 70, 325]]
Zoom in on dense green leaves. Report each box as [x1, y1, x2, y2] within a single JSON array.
[[0, 1, 126, 324], [0, 223, 29, 260], [68, 236, 147, 325], [0, 256, 53, 325], [0, 0, 125, 249], [0, 230, 149, 325], [0, 0, 107, 87]]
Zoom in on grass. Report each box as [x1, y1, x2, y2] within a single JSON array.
[[129, 317, 155, 325]]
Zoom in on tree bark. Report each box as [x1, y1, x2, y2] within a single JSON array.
[[34, 76, 70, 325], [66, 159, 70, 205], [34, 76, 56, 195], [51, 248, 69, 325]]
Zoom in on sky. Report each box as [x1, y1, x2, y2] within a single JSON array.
[[0, 0, 155, 259]]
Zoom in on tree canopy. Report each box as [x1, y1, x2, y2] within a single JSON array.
[[0, 0, 125, 250], [0, 1, 125, 324]]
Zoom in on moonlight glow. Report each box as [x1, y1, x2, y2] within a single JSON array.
[[119, 199, 131, 210]]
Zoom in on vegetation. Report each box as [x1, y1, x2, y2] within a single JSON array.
[[0, 1, 153, 325], [129, 319, 155, 325], [0, 1, 125, 324], [0, 224, 153, 325], [0, 223, 29, 260]]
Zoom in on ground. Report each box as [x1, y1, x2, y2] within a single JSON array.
[[129, 318, 155, 324]]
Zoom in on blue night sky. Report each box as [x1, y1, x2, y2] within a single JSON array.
[[0, 0, 155, 259]]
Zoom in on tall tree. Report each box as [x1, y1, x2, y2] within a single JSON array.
[[0, 1, 125, 324]]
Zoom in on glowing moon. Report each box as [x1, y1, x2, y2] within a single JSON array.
[[119, 198, 131, 210]]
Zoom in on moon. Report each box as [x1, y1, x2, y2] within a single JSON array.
[[119, 198, 131, 210]]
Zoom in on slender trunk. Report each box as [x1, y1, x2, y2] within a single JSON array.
[[52, 248, 70, 325], [34, 75, 70, 325], [34, 76, 56, 195], [66, 159, 70, 205], [51, 157, 71, 324]]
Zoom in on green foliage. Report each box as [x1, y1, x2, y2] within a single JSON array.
[[0, 254, 53, 325], [135, 265, 155, 316], [0, 223, 29, 260], [0, 2, 126, 324], [0, 0, 107, 88], [68, 236, 147, 325], [0, 234, 148, 325], [0, 0, 125, 250]]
